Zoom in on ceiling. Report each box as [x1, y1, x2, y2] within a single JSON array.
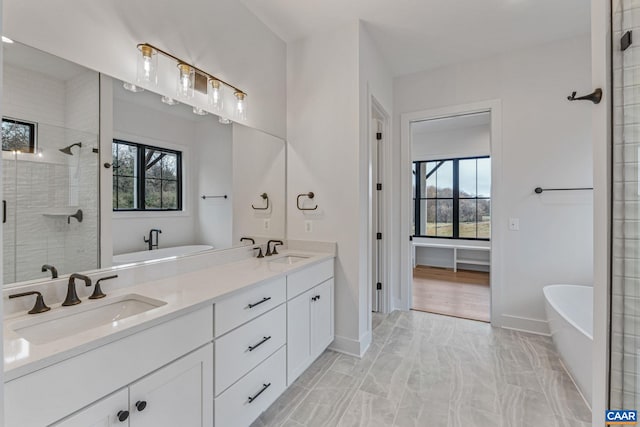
[[412, 112, 490, 135], [240, 0, 590, 76], [3, 40, 89, 81]]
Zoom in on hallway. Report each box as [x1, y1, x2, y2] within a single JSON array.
[[252, 310, 591, 427]]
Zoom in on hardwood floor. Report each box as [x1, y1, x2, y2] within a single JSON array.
[[412, 265, 490, 322]]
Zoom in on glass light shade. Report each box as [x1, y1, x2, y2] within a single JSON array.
[[192, 107, 208, 116], [234, 92, 247, 121], [208, 79, 224, 113], [161, 96, 180, 106], [136, 45, 158, 86], [123, 82, 144, 93], [176, 63, 195, 99]]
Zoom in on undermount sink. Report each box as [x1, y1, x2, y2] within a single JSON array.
[[268, 255, 309, 265], [10, 294, 167, 345]]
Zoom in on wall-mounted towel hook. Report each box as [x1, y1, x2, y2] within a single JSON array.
[[297, 192, 318, 211], [567, 88, 602, 104], [252, 193, 270, 210]]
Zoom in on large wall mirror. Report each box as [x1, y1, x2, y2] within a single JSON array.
[[2, 40, 286, 288]]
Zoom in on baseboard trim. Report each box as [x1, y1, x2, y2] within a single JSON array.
[[329, 331, 372, 358], [500, 314, 550, 336]]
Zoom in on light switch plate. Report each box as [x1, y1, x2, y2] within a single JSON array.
[[509, 218, 519, 231], [305, 220, 312, 233], [264, 219, 270, 230]]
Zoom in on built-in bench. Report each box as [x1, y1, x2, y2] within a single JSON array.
[[412, 240, 490, 272]]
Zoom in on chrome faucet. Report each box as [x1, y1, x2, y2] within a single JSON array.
[[62, 273, 92, 306], [144, 229, 162, 250]]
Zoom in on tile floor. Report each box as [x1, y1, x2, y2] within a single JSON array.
[[251, 310, 592, 427]]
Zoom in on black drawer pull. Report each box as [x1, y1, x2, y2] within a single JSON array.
[[248, 383, 271, 403], [117, 410, 129, 422], [248, 297, 271, 308], [248, 336, 272, 351]]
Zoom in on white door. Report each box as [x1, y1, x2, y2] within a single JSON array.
[[287, 288, 313, 384], [129, 344, 213, 427], [311, 279, 334, 357], [51, 389, 130, 427]]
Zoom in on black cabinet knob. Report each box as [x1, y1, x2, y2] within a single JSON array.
[[117, 410, 129, 422], [135, 400, 147, 411]]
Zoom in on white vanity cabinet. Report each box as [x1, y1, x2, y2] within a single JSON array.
[[52, 344, 213, 427], [6, 306, 214, 427], [286, 259, 334, 385]]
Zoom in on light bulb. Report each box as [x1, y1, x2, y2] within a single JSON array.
[[176, 63, 195, 99], [208, 79, 224, 113], [234, 92, 247, 121], [136, 45, 157, 86]]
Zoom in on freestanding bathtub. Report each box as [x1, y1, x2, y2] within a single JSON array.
[[543, 284, 593, 406], [112, 245, 214, 265]]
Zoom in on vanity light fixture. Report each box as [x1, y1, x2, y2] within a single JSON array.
[[136, 44, 158, 86], [234, 92, 247, 121], [123, 82, 144, 93], [161, 95, 180, 106], [135, 43, 248, 118], [218, 116, 231, 125], [2, 36, 13, 44], [192, 107, 208, 116]]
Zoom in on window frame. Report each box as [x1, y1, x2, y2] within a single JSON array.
[[413, 155, 490, 241], [112, 139, 183, 212], [2, 117, 37, 153]]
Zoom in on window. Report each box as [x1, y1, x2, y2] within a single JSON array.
[[413, 156, 490, 240], [2, 118, 36, 153], [112, 140, 182, 211]]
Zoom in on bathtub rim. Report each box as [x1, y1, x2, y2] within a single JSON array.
[[543, 284, 593, 341]]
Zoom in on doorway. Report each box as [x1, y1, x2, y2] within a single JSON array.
[[400, 101, 503, 324]]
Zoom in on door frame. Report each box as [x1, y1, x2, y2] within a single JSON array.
[[399, 99, 503, 326]]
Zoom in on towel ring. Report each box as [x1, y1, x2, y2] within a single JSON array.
[[252, 193, 270, 210], [297, 192, 318, 211]]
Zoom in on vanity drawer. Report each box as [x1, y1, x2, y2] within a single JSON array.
[[287, 259, 334, 299], [215, 304, 286, 395], [215, 276, 286, 337], [215, 346, 286, 427]]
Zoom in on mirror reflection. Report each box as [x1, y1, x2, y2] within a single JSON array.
[[2, 41, 286, 287], [2, 41, 100, 284]]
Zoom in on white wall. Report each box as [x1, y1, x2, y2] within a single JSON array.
[[393, 34, 593, 333], [3, 0, 286, 139], [287, 21, 392, 355], [195, 119, 233, 249], [412, 124, 490, 161], [232, 124, 285, 243]]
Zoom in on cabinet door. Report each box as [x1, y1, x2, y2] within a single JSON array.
[[311, 279, 334, 358], [51, 389, 130, 427], [287, 288, 313, 385], [129, 343, 213, 427]]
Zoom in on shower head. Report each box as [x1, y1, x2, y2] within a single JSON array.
[[59, 142, 82, 156]]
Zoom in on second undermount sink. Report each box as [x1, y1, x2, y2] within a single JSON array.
[[10, 294, 167, 345], [268, 255, 310, 265]]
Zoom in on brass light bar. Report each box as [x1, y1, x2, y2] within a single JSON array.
[[137, 42, 246, 96]]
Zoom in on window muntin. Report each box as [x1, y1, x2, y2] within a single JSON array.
[[413, 156, 490, 240], [112, 140, 182, 211]]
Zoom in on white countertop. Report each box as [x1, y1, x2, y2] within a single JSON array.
[[3, 250, 334, 381]]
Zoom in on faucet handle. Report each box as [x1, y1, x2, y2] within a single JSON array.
[[9, 291, 51, 314], [90, 275, 118, 300]]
